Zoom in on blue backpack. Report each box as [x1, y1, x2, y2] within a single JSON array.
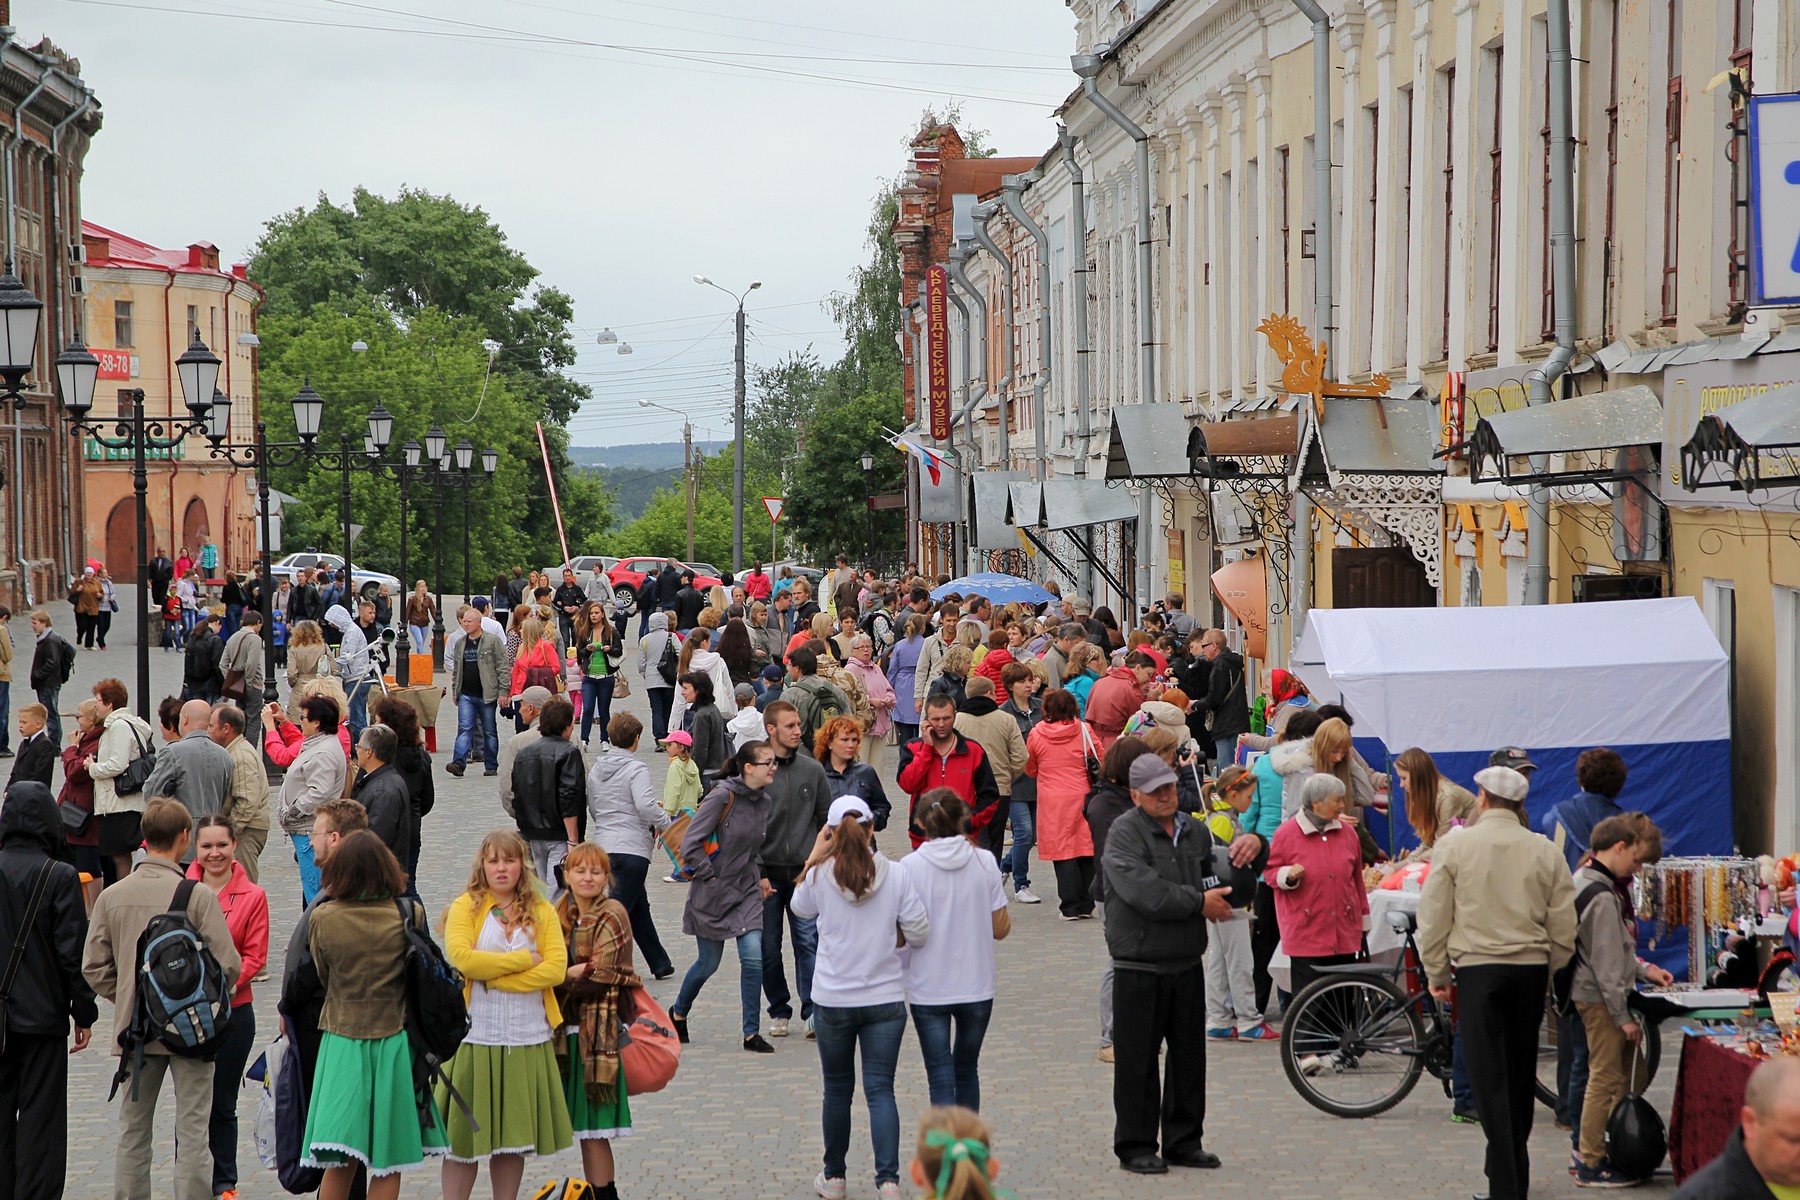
[[108, 879, 234, 1102]]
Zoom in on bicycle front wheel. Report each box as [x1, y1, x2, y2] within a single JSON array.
[[1280, 973, 1427, 1118]]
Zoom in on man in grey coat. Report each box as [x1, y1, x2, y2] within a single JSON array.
[[755, 699, 830, 1038], [145, 699, 234, 834], [218, 609, 266, 744]]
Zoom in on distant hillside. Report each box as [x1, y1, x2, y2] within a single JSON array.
[[570, 441, 728, 469]]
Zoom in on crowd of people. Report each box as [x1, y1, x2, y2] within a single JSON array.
[[3, 553, 1793, 1200]]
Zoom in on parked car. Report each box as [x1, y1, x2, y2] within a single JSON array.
[[606, 557, 725, 616], [269, 552, 402, 610], [769, 559, 824, 587], [542, 555, 615, 592]]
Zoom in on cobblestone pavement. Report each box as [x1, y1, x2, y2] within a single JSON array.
[[28, 591, 1680, 1199]]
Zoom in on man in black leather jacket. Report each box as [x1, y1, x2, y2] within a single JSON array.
[[509, 697, 586, 885]]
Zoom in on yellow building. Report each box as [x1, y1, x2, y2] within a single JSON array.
[[79, 221, 262, 576]]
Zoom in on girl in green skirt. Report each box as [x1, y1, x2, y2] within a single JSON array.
[[439, 830, 574, 1200], [555, 842, 638, 1199], [299, 830, 447, 1199]]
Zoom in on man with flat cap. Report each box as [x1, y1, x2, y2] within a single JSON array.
[[1419, 764, 1576, 1200]]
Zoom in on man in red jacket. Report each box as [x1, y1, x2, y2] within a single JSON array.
[[897, 693, 1001, 848], [1086, 651, 1158, 751]]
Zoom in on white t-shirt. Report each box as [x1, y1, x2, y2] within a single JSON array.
[[791, 854, 928, 1008], [898, 837, 1007, 1006]]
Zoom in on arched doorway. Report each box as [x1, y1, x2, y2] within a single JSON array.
[[182, 497, 209, 561], [104, 499, 136, 578]]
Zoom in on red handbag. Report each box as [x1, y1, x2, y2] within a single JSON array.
[[619, 988, 681, 1096]]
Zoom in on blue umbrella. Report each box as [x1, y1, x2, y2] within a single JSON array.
[[929, 572, 1055, 605]]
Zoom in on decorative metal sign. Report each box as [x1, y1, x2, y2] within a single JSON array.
[[926, 264, 951, 441]]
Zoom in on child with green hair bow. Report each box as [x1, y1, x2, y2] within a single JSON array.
[[909, 1107, 1009, 1200]]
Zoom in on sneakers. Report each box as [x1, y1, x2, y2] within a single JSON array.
[[1297, 1054, 1326, 1076], [805, 1019, 816, 1041], [1206, 1027, 1238, 1040], [1015, 886, 1042, 904], [1451, 1108, 1481, 1125], [1574, 1162, 1640, 1188], [743, 1034, 775, 1053], [1238, 1022, 1280, 1041], [483, 766, 498, 776], [770, 1018, 790, 1038], [662, 872, 682, 883], [1059, 912, 1083, 922], [814, 1173, 847, 1200], [1096, 1045, 1115, 1063], [877, 1183, 903, 1200]]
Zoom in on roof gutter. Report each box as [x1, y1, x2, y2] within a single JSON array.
[[1522, 0, 1578, 605], [1056, 126, 1094, 481], [1001, 170, 1051, 479], [1288, 0, 1336, 372], [968, 201, 1013, 468], [50, 84, 95, 578], [944, 243, 990, 454]]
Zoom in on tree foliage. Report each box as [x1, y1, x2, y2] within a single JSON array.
[[784, 389, 906, 560]]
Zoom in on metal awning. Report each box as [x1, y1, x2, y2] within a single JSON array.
[[1004, 478, 1139, 530], [1465, 385, 1663, 486], [969, 471, 1027, 549], [1309, 398, 1447, 483], [1680, 382, 1800, 491], [1104, 403, 1198, 480], [1190, 413, 1305, 481]]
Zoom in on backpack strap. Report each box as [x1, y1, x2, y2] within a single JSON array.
[[171, 877, 198, 915], [0, 860, 55, 1003]]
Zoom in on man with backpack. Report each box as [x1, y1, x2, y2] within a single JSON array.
[[858, 590, 895, 664], [780, 646, 850, 755], [27, 609, 73, 745], [0, 780, 99, 1200], [82, 797, 240, 1200], [1566, 814, 1674, 1188]]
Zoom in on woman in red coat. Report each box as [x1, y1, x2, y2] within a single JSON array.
[[1024, 688, 1097, 918], [58, 698, 107, 881], [1263, 772, 1368, 997]]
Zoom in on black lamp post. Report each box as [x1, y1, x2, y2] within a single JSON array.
[[435, 439, 498, 605], [52, 322, 219, 721], [860, 450, 875, 562]]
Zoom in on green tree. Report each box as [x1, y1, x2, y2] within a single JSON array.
[[785, 389, 906, 559]]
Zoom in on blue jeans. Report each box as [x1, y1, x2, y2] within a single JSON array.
[[345, 677, 371, 747], [762, 877, 818, 1021], [454, 693, 498, 769], [673, 928, 763, 1039], [222, 603, 241, 640], [910, 999, 994, 1111], [1558, 1006, 1590, 1140], [581, 674, 616, 743], [293, 833, 321, 905], [1215, 735, 1238, 767], [647, 687, 674, 742], [36, 687, 61, 747], [815, 1002, 907, 1187], [408, 624, 431, 654], [999, 799, 1035, 890], [1451, 1014, 1475, 1111]]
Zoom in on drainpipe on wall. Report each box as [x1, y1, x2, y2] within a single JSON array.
[[1522, 0, 1578, 606], [1057, 126, 1097, 598], [1000, 171, 1051, 480], [1073, 54, 1154, 614], [4, 50, 50, 605], [50, 83, 95, 579], [968, 202, 1013, 469], [945, 244, 990, 460]]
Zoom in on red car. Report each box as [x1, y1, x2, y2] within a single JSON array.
[[607, 557, 726, 615]]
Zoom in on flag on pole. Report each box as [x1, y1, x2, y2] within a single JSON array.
[[885, 432, 948, 486]]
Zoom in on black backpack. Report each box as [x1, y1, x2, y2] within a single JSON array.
[[109, 879, 234, 1102], [57, 635, 76, 685], [1549, 880, 1617, 1017], [393, 898, 477, 1128], [656, 632, 680, 687]]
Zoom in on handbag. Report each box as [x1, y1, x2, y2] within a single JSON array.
[[59, 792, 91, 836], [221, 667, 247, 703], [671, 790, 736, 881], [0, 861, 55, 1056], [114, 723, 157, 797], [1080, 721, 1103, 787], [618, 987, 681, 1095]]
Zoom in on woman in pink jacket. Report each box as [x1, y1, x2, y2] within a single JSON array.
[[1024, 689, 1097, 916], [1263, 772, 1368, 996], [842, 633, 897, 774]]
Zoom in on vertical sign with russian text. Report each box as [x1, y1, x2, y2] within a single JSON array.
[[926, 265, 951, 441]]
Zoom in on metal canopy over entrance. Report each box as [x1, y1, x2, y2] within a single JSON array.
[[1464, 385, 1663, 487], [1679, 382, 1800, 492]]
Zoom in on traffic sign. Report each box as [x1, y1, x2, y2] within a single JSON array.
[[762, 497, 784, 523]]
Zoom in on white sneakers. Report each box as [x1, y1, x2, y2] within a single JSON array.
[[770, 1017, 790, 1038], [814, 1173, 847, 1200], [1015, 887, 1042, 904]]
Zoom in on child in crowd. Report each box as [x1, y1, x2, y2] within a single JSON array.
[[1201, 765, 1275, 1040], [162, 589, 184, 651], [909, 1107, 1003, 1200], [660, 729, 702, 884]]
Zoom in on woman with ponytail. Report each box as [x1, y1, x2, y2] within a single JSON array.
[[792, 796, 930, 1200], [909, 1107, 1004, 1200]]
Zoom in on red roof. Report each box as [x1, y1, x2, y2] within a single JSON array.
[[80, 220, 251, 281]]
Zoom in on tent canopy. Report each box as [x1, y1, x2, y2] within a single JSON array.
[[1293, 597, 1730, 855]]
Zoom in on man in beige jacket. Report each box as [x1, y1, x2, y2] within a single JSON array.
[[82, 797, 241, 1200], [209, 702, 271, 881], [954, 675, 1028, 865], [1418, 765, 1576, 1200]]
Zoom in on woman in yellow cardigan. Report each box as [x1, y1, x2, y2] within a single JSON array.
[[439, 830, 575, 1200]]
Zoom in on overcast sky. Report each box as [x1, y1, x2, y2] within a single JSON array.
[[50, 0, 1075, 446]]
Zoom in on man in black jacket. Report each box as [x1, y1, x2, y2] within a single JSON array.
[[554, 568, 585, 646], [1198, 629, 1249, 766], [182, 612, 225, 703], [1672, 1055, 1800, 1199], [148, 549, 174, 606], [510, 697, 585, 884], [673, 571, 706, 632], [0, 780, 99, 1200], [351, 724, 415, 893], [655, 562, 682, 616], [287, 566, 319, 626], [1101, 754, 1231, 1176], [27, 610, 70, 745]]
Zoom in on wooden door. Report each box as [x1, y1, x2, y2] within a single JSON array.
[[1331, 547, 1435, 609]]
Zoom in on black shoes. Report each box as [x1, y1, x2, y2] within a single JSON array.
[[744, 1034, 775, 1053], [653, 968, 675, 981], [1120, 1156, 1167, 1175], [672, 1014, 689, 1044], [1165, 1151, 1222, 1169], [445, 760, 465, 777], [483, 766, 498, 777]]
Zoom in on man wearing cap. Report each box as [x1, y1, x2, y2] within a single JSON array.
[[1101, 753, 1232, 1176], [1419, 765, 1577, 1200]]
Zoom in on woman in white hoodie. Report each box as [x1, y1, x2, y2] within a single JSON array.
[[791, 796, 929, 1200], [668, 618, 736, 734], [898, 788, 1009, 1112]]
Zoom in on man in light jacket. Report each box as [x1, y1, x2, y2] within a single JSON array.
[[324, 604, 372, 747], [208, 703, 270, 881], [1419, 765, 1577, 1200], [952, 675, 1027, 863], [83, 797, 240, 1200], [586, 711, 674, 979]]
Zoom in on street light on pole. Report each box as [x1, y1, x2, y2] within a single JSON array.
[[694, 274, 760, 576], [639, 398, 697, 562], [860, 451, 875, 563]]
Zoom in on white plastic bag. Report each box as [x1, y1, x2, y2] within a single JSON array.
[[249, 1033, 287, 1169]]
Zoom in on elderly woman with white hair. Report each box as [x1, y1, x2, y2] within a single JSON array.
[[1263, 772, 1369, 995]]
